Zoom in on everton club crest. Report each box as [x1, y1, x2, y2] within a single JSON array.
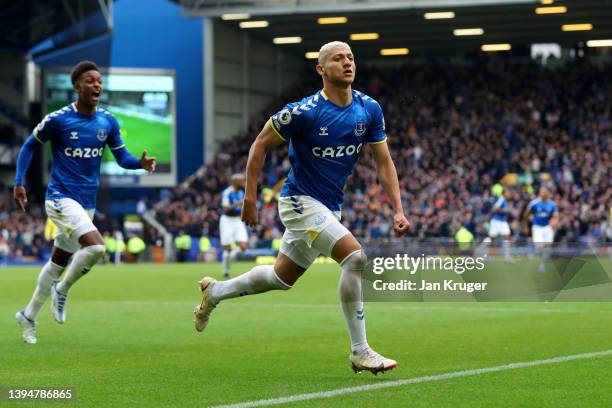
[[354, 121, 366, 137], [97, 128, 108, 142]]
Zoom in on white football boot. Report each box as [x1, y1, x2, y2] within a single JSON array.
[[194, 277, 217, 332], [350, 347, 397, 375], [50, 280, 67, 324], [16, 310, 37, 344]]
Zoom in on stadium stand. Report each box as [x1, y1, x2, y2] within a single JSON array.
[[156, 56, 611, 248], [4, 57, 611, 261]]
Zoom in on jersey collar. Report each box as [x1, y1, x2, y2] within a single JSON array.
[[320, 89, 353, 109], [71, 102, 99, 115]]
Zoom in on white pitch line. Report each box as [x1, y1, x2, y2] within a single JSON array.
[[209, 349, 612, 408]]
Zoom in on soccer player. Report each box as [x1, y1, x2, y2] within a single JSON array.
[[524, 187, 557, 272], [194, 41, 410, 374], [219, 174, 248, 277], [483, 188, 514, 262], [14, 61, 156, 344]]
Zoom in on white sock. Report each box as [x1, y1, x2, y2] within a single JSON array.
[[339, 250, 368, 353], [540, 246, 550, 266], [211, 265, 290, 302], [222, 250, 230, 276], [24, 261, 65, 320], [477, 238, 491, 257], [503, 240, 511, 258], [229, 246, 242, 261], [57, 245, 105, 295]]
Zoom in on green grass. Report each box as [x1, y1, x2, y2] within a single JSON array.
[[1, 262, 611, 407]]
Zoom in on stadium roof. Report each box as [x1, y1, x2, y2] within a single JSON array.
[[177, 0, 612, 59], [0, 0, 113, 54]]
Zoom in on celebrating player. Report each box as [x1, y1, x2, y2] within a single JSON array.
[[219, 173, 248, 277], [14, 61, 157, 344], [194, 41, 410, 374], [524, 186, 557, 272]]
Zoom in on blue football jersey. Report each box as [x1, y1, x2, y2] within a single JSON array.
[[270, 89, 387, 211], [528, 198, 557, 226], [221, 187, 245, 217], [32, 103, 126, 209], [492, 197, 508, 221]]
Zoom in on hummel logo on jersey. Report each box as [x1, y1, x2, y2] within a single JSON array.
[[70, 131, 79, 139], [319, 126, 329, 136]]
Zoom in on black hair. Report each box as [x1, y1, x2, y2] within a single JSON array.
[[70, 60, 100, 85]]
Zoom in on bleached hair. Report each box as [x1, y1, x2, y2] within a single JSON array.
[[318, 41, 351, 66]]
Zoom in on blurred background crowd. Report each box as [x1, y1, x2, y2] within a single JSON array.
[[4, 57, 611, 262]]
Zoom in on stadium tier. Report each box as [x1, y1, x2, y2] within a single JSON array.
[[154, 57, 611, 247], [2, 57, 610, 262]]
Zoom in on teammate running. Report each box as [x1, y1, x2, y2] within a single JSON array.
[[14, 61, 156, 344], [524, 187, 557, 272], [219, 174, 248, 277], [194, 41, 410, 374]]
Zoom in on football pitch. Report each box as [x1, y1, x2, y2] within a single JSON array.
[[1, 262, 611, 407]]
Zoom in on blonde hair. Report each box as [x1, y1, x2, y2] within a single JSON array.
[[318, 41, 351, 66]]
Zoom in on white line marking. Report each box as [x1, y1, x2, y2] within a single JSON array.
[[209, 350, 612, 408]]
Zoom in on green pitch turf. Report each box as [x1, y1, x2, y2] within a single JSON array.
[[1, 262, 611, 407]]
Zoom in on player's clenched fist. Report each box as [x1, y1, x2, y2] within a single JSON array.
[[241, 199, 258, 227], [393, 213, 410, 236], [14, 186, 28, 212]]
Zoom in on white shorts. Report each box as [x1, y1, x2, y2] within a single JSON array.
[[532, 225, 554, 244], [219, 214, 248, 246], [488, 219, 511, 237], [45, 198, 96, 253], [278, 195, 350, 269]]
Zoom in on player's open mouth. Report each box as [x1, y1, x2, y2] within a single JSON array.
[[92, 91, 101, 98]]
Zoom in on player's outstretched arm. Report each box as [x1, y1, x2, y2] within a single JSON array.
[[111, 147, 157, 174], [370, 141, 410, 236], [13, 135, 41, 211], [242, 120, 285, 227]]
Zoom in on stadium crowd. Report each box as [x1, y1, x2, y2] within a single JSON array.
[[3, 57, 611, 261], [0, 187, 46, 262], [156, 57, 611, 246]]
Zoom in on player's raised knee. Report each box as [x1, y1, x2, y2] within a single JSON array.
[[84, 244, 106, 261], [341, 249, 367, 270]]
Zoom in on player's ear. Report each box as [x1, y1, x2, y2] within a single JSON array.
[[316, 64, 324, 76]]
